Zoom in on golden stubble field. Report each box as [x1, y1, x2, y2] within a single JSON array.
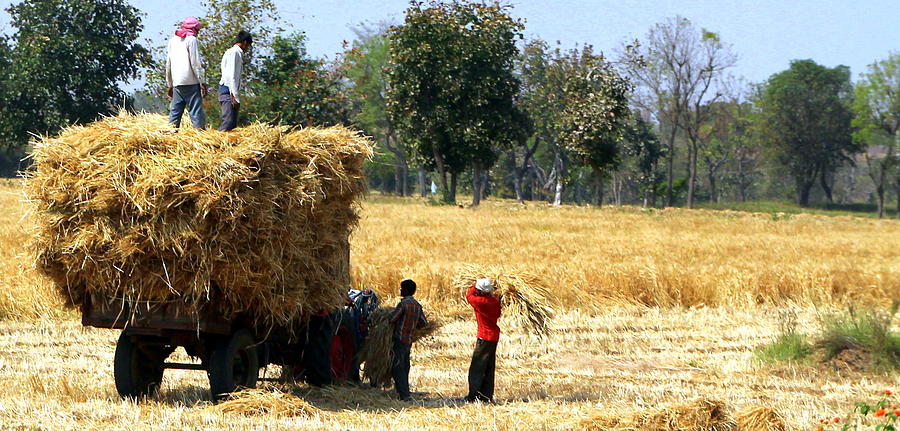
[[1, 180, 899, 430]]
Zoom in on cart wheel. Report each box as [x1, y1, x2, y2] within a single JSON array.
[[114, 331, 166, 399], [330, 326, 355, 382], [208, 329, 258, 401]]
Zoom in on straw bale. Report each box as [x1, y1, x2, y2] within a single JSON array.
[[735, 406, 788, 431], [208, 388, 318, 417], [452, 265, 555, 337], [581, 398, 737, 431], [359, 306, 441, 386], [25, 113, 372, 330]]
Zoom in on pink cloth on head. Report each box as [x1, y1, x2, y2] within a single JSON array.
[[175, 17, 201, 38]]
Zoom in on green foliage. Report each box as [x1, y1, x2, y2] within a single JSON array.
[[754, 310, 813, 363], [623, 113, 665, 197], [756, 59, 860, 206], [387, 0, 526, 203], [246, 33, 350, 127], [817, 305, 900, 370], [558, 49, 632, 175], [0, 0, 148, 148], [345, 26, 393, 142]]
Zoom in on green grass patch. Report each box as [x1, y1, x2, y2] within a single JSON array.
[[698, 200, 898, 219], [817, 305, 900, 370], [754, 332, 813, 363]]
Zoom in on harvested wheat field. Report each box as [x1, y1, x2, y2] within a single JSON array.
[[1, 181, 899, 430]]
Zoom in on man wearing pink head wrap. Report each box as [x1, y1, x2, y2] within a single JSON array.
[[166, 17, 208, 129]]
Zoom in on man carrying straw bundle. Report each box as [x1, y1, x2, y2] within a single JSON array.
[[166, 17, 208, 129], [390, 279, 427, 401], [465, 278, 501, 403]]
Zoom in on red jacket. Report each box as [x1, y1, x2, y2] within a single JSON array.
[[467, 284, 501, 342]]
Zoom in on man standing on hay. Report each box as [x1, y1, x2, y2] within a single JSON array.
[[218, 31, 252, 131], [465, 278, 501, 403], [390, 279, 428, 401], [166, 17, 208, 129]]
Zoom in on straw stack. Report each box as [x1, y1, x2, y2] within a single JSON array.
[[25, 113, 372, 330], [452, 265, 555, 337], [582, 398, 737, 431]]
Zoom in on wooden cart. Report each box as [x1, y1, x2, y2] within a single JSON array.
[[82, 290, 358, 400]]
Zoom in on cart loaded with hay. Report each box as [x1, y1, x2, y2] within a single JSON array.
[[26, 114, 372, 400]]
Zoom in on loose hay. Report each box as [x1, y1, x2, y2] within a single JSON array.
[[208, 388, 318, 417], [735, 406, 788, 431], [359, 305, 441, 386], [582, 398, 737, 431], [25, 113, 372, 331], [452, 264, 555, 337]]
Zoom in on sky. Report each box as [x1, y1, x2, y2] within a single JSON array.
[[0, 0, 897, 92]]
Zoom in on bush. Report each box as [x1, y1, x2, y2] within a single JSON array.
[[817, 303, 900, 370]]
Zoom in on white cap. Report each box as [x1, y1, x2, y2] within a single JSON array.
[[475, 278, 494, 293]]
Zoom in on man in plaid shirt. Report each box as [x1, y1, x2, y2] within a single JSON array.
[[390, 279, 428, 401]]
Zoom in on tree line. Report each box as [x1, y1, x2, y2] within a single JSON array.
[[0, 0, 897, 217]]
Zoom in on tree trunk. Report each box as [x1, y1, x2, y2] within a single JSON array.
[[431, 139, 451, 203], [820, 170, 834, 204], [471, 165, 482, 207], [553, 178, 563, 206], [708, 169, 718, 203], [591, 169, 604, 207], [513, 175, 523, 203], [417, 167, 426, 198], [449, 172, 458, 204], [665, 126, 676, 207], [797, 177, 815, 207], [895, 180, 900, 220], [875, 184, 885, 219], [686, 143, 697, 209]]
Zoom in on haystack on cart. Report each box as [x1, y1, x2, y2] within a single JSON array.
[[82, 289, 359, 400]]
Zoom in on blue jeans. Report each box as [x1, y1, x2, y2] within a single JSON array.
[[218, 85, 238, 131], [168, 84, 206, 129]]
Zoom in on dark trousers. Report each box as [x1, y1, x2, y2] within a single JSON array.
[[466, 338, 497, 402], [391, 340, 412, 399], [218, 86, 239, 131], [301, 314, 334, 387]]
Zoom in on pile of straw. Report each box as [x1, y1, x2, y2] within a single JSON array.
[[359, 306, 441, 386], [452, 265, 555, 337], [208, 388, 318, 417], [734, 406, 788, 431], [582, 398, 737, 431], [26, 113, 372, 330]]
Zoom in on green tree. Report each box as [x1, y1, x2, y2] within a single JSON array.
[[246, 33, 350, 127], [345, 24, 413, 196], [558, 53, 632, 206], [387, 0, 525, 205], [757, 59, 860, 207], [2, 0, 147, 145], [623, 113, 665, 207], [853, 53, 900, 218]]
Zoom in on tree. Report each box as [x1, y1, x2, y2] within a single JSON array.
[[2, 0, 147, 145], [247, 33, 350, 127], [853, 53, 900, 218], [558, 53, 633, 206], [757, 60, 859, 207], [623, 112, 665, 207], [345, 24, 413, 196], [387, 0, 525, 205], [622, 17, 736, 208]]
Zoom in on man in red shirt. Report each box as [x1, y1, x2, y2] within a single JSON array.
[[464, 278, 501, 403]]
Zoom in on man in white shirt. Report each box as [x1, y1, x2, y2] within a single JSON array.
[[166, 17, 208, 129], [218, 31, 252, 131]]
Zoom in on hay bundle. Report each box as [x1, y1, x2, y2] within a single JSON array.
[[359, 305, 441, 386], [208, 388, 318, 417], [26, 113, 372, 330], [735, 406, 787, 431], [452, 265, 555, 337], [582, 398, 736, 431]]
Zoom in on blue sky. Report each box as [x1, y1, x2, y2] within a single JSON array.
[[1, 0, 897, 91]]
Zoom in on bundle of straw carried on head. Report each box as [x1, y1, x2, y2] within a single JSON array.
[[25, 113, 372, 330], [451, 265, 555, 337], [359, 305, 441, 386]]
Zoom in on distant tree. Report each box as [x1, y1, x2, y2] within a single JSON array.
[[1, 0, 147, 146], [757, 60, 859, 207], [345, 24, 414, 196], [622, 16, 736, 208], [387, 0, 525, 205], [558, 53, 633, 206], [623, 113, 665, 207], [246, 33, 350, 127], [852, 53, 899, 218]]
